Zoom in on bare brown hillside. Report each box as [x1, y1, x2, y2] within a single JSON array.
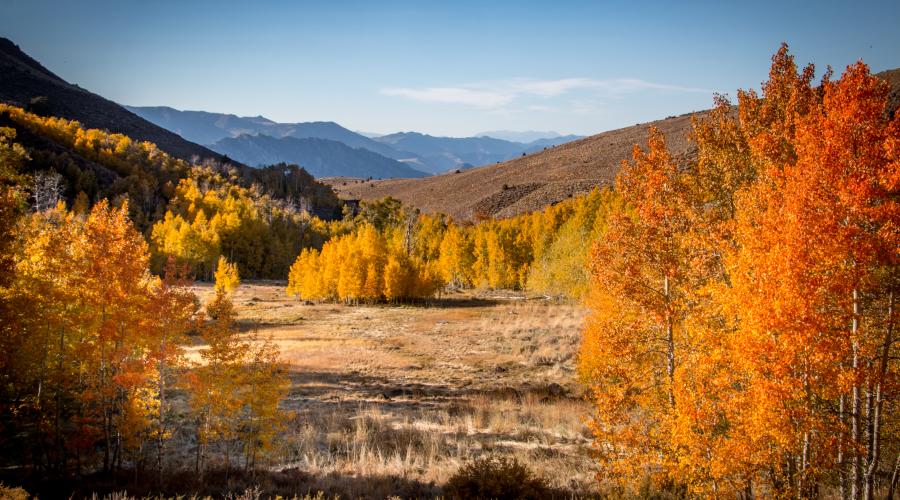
[[329, 67, 900, 221], [327, 111, 700, 220]]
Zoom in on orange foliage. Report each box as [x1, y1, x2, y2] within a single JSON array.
[[580, 46, 900, 497]]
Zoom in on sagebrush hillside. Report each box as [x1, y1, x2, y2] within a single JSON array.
[[330, 111, 698, 220]]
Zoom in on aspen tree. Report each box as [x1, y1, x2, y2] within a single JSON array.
[[579, 128, 694, 488], [213, 256, 240, 295]]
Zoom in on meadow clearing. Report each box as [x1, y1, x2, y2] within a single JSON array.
[[189, 281, 598, 498]]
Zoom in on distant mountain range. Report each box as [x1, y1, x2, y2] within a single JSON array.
[[0, 33, 582, 182], [211, 134, 428, 179], [476, 130, 567, 143], [371, 132, 582, 173], [127, 106, 583, 177], [124, 106, 405, 159]]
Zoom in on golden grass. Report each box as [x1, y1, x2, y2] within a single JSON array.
[[189, 282, 599, 497]]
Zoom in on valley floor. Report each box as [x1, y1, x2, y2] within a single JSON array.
[[190, 281, 599, 498]]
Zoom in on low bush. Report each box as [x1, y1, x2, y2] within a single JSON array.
[[444, 456, 552, 499]]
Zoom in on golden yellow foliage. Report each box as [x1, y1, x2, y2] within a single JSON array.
[[213, 255, 240, 294]]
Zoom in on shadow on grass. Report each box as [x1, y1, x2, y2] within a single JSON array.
[[9, 464, 587, 499], [0, 370, 588, 500], [5, 466, 441, 499], [283, 368, 577, 411]]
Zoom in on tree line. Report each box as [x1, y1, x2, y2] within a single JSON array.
[[1, 101, 619, 298], [284, 187, 621, 303]]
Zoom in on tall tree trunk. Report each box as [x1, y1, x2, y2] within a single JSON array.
[[53, 326, 64, 472], [195, 416, 204, 478], [799, 430, 810, 495], [100, 306, 112, 474], [839, 394, 847, 500], [864, 289, 895, 500], [851, 289, 862, 500], [799, 354, 815, 497], [102, 341, 110, 473], [156, 357, 166, 486], [888, 453, 900, 500], [33, 322, 49, 472], [863, 382, 874, 500], [664, 273, 675, 409]]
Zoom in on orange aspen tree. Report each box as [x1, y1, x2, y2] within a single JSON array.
[[78, 200, 157, 472], [730, 61, 900, 498], [8, 200, 194, 476], [579, 127, 694, 488]]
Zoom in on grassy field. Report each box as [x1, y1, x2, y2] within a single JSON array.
[[189, 281, 598, 498]]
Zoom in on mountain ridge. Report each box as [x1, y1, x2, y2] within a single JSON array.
[[126, 105, 412, 160], [371, 131, 582, 174], [0, 38, 232, 165], [211, 134, 429, 179], [476, 130, 566, 142], [127, 105, 584, 175]]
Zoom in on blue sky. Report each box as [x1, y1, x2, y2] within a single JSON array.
[[2, 0, 899, 137]]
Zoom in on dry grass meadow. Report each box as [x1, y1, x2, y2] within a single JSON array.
[[188, 281, 599, 498]]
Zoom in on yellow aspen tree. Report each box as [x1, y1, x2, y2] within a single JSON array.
[[337, 236, 366, 303], [188, 290, 245, 474], [144, 261, 197, 478], [9, 205, 85, 471], [237, 333, 290, 469], [213, 255, 240, 295], [360, 225, 387, 301], [438, 223, 475, 288], [383, 254, 409, 302]]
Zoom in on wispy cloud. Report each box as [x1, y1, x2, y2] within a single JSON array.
[[381, 77, 711, 109], [381, 86, 514, 108]]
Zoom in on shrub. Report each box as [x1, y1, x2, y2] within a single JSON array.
[[444, 456, 552, 499], [0, 484, 32, 500]]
